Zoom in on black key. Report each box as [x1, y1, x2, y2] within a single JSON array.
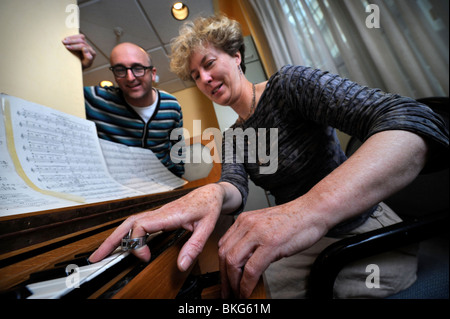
[[28, 257, 90, 282], [54, 257, 90, 268]]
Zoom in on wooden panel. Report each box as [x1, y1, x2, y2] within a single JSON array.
[[112, 230, 266, 299], [0, 228, 115, 292], [0, 188, 194, 258], [112, 232, 191, 299]]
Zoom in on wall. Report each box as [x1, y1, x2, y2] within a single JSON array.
[[173, 86, 220, 138], [216, 0, 251, 36], [0, 0, 85, 118]]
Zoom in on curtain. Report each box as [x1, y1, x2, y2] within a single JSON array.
[[248, 0, 449, 98]]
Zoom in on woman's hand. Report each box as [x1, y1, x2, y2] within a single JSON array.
[[218, 200, 327, 299], [89, 184, 226, 272]]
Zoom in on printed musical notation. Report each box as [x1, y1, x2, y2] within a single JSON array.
[[0, 104, 75, 216], [0, 94, 186, 217], [99, 139, 186, 194]]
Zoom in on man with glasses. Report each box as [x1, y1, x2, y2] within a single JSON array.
[[63, 34, 184, 177]]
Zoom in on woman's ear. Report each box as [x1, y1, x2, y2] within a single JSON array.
[[235, 50, 242, 67]]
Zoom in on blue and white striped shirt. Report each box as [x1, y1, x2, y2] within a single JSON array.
[[84, 86, 184, 177]]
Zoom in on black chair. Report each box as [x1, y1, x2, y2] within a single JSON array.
[[308, 97, 449, 299]]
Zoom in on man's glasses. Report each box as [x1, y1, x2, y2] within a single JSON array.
[[109, 65, 153, 78]]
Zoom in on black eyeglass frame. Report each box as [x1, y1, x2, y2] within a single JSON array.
[[109, 65, 153, 78]]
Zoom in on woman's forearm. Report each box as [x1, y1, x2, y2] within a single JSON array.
[[299, 130, 429, 233]]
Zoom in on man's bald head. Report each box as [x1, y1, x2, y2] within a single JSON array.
[[110, 42, 152, 66]]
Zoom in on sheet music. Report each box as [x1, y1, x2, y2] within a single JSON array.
[[0, 94, 187, 217], [0, 103, 76, 217], [99, 139, 187, 194], [2, 94, 142, 207]]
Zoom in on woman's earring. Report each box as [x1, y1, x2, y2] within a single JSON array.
[[238, 65, 243, 74]]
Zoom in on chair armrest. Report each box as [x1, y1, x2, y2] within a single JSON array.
[[307, 211, 448, 299]]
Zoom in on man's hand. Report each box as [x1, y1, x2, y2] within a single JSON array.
[[63, 34, 96, 69]]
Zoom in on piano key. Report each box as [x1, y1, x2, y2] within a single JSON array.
[[29, 257, 90, 283], [54, 257, 90, 268], [1, 285, 32, 299], [29, 267, 71, 283], [26, 251, 129, 299], [74, 251, 94, 259]]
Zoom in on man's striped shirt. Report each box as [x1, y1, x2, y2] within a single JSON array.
[[84, 86, 184, 177]]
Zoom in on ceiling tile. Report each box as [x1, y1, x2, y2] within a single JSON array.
[[86, 38, 109, 69], [80, 0, 160, 55], [147, 47, 178, 83]]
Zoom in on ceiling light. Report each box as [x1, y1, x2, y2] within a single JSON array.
[[171, 2, 189, 21], [100, 80, 114, 87]]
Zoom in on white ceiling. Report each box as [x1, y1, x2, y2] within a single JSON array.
[[79, 0, 215, 93]]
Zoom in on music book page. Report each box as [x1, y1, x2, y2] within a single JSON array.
[[99, 139, 186, 194], [0, 94, 186, 217], [0, 103, 76, 217]]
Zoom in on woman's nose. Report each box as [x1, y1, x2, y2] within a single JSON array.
[[199, 70, 212, 84]]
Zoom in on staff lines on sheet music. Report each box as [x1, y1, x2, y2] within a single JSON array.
[[17, 109, 92, 132], [103, 153, 161, 165], [106, 162, 160, 170], [37, 175, 112, 188], [0, 193, 62, 208], [0, 183, 17, 191], [73, 187, 138, 200], [28, 154, 103, 166], [23, 129, 96, 149], [34, 181, 138, 201], [42, 180, 119, 192], [32, 164, 103, 173], [37, 172, 110, 181], [23, 128, 96, 147], [100, 149, 157, 161]]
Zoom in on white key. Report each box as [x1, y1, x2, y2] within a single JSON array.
[[27, 251, 129, 299]]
